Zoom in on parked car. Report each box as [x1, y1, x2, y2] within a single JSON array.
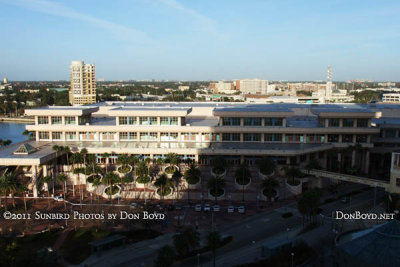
[[213, 204, 220, 212], [54, 196, 64, 202], [238, 206, 246, 214], [130, 202, 138, 209], [195, 204, 202, 212], [204, 204, 211, 211], [227, 205, 234, 213], [175, 204, 182, 210]]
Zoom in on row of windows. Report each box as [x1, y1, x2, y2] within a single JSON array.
[[38, 116, 77, 125], [328, 118, 369, 127], [222, 117, 283, 126], [36, 131, 369, 143], [119, 116, 179, 126]]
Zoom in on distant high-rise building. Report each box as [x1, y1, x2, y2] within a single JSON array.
[[236, 79, 268, 94], [3, 77, 8, 84], [69, 60, 96, 105], [325, 66, 333, 100]]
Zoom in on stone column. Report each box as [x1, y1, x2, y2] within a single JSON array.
[[43, 165, 48, 177], [116, 117, 120, 126], [195, 154, 199, 164], [351, 150, 356, 167], [157, 117, 161, 126], [240, 155, 244, 164], [325, 119, 329, 128], [240, 118, 244, 127], [240, 133, 244, 142], [32, 165, 38, 197], [286, 156, 291, 165], [62, 116, 65, 125], [282, 118, 286, 127]]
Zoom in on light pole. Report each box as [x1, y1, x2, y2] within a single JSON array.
[[291, 252, 294, 267]]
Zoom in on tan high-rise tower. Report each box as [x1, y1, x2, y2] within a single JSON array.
[[69, 60, 96, 105]]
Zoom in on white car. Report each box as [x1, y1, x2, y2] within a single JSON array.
[[227, 205, 234, 213], [238, 206, 245, 214], [130, 202, 138, 209], [204, 204, 211, 211], [213, 205, 220, 212], [195, 204, 202, 212], [54, 196, 64, 202]]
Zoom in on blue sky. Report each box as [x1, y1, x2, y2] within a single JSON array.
[[0, 0, 399, 81]]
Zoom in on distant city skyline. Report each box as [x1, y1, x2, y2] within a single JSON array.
[[0, 0, 399, 81]]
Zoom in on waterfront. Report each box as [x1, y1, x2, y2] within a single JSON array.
[[0, 122, 28, 144]]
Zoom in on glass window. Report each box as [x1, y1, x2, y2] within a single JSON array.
[[265, 118, 283, 126], [328, 118, 340, 127], [79, 132, 87, 140], [222, 117, 240, 126], [328, 134, 339, 142], [342, 134, 353, 143], [52, 132, 62, 140], [65, 116, 76, 125], [119, 117, 128, 125], [170, 117, 178, 125], [386, 129, 396, 138], [128, 117, 137, 125], [78, 115, 90, 125], [343, 119, 354, 127], [38, 116, 49, 124], [222, 133, 240, 141], [244, 133, 261, 141], [356, 135, 368, 143], [39, 131, 49, 140], [244, 118, 262, 126], [51, 116, 62, 125], [160, 117, 169, 125], [120, 132, 128, 140], [150, 117, 158, 125], [140, 117, 149, 125], [66, 132, 77, 140], [357, 119, 368, 127]]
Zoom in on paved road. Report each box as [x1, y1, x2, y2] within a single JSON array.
[[79, 184, 385, 267]]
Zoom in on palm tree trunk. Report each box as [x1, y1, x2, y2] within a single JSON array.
[[23, 194, 27, 212], [4, 191, 7, 211]]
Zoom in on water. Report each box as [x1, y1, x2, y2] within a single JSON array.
[[0, 122, 28, 144]]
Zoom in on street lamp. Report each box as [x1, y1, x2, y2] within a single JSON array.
[[291, 252, 294, 267]]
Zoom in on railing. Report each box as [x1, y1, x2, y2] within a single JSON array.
[[302, 169, 390, 189]]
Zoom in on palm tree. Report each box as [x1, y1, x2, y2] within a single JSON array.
[[207, 231, 222, 267], [171, 170, 183, 202], [173, 227, 200, 256], [260, 177, 279, 202], [92, 178, 102, 204], [154, 173, 173, 201], [43, 175, 52, 208], [165, 153, 180, 166], [18, 185, 28, 212], [80, 148, 88, 166], [211, 155, 227, 176], [154, 245, 176, 267], [57, 173, 68, 209], [284, 167, 302, 185], [235, 164, 251, 202], [184, 164, 201, 203], [70, 152, 83, 200], [0, 172, 18, 211], [207, 176, 226, 203], [102, 152, 110, 173], [298, 188, 322, 226], [257, 157, 275, 176], [102, 172, 119, 203], [117, 154, 131, 173]]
